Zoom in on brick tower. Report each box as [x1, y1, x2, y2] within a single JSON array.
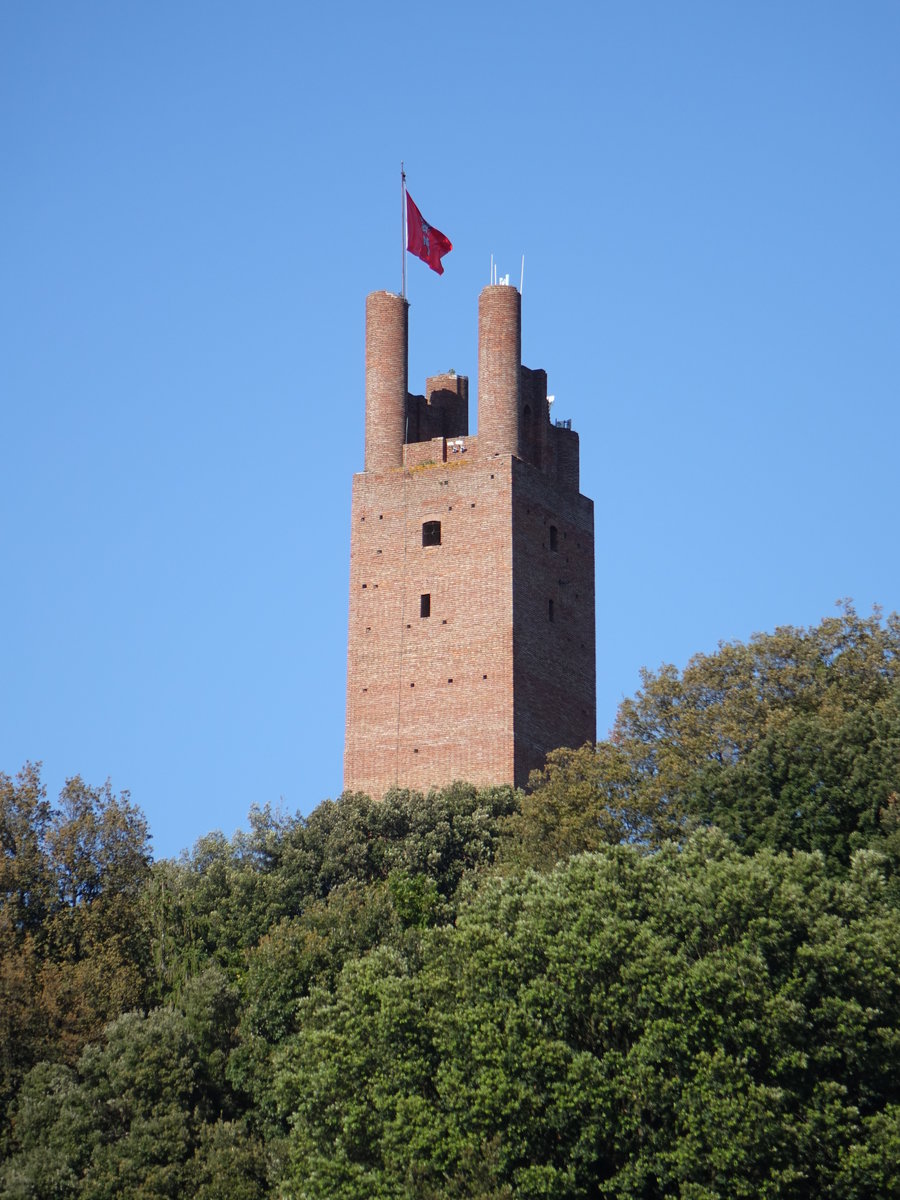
[[344, 283, 595, 798]]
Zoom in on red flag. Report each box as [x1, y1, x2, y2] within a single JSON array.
[[406, 191, 452, 275]]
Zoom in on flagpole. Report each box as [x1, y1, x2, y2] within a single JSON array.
[[401, 162, 407, 300]]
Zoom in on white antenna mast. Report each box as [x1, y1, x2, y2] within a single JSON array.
[[520, 254, 525, 294]]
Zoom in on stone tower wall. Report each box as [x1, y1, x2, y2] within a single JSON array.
[[344, 457, 516, 797], [344, 285, 595, 799]]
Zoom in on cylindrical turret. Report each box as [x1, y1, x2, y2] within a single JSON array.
[[365, 291, 408, 472], [477, 284, 521, 457]]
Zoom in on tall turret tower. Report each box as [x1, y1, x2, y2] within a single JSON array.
[[344, 284, 595, 798]]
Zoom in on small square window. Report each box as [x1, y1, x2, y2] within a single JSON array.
[[420, 594, 431, 618], [422, 520, 441, 546]]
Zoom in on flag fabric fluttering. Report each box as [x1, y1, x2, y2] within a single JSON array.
[[406, 191, 452, 275]]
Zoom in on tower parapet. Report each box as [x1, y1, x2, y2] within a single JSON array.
[[554, 424, 580, 492], [406, 372, 468, 443]]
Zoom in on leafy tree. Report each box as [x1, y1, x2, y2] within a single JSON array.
[[684, 686, 900, 868], [229, 877, 428, 1139], [301, 782, 517, 899], [0, 766, 151, 1142], [508, 606, 900, 871], [189, 1119, 270, 1200], [0, 1061, 92, 1198], [145, 782, 516, 1003], [0, 763, 56, 940], [2, 989, 267, 1198], [144, 805, 312, 990], [504, 740, 682, 871], [612, 603, 900, 841], [137, 783, 516, 1147], [276, 834, 900, 1198], [7, 607, 900, 1194]]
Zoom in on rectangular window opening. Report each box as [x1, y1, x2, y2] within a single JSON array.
[[420, 593, 431, 618], [548, 598, 555, 622], [422, 520, 441, 547], [549, 525, 558, 551]]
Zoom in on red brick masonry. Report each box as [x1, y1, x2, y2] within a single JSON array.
[[344, 285, 595, 798]]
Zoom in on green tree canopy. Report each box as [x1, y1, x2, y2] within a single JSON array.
[[0, 766, 151, 1142], [276, 834, 900, 1199], [2, 985, 267, 1199], [510, 605, 900, 871]]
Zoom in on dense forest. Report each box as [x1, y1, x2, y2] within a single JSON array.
[[2, 605, 899, 1198]]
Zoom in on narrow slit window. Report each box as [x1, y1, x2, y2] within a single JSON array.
[[422, 521, 441, 546], [420, 593, 431, 618], [549, 525, 558, 551], [548, 598, 555, 622]]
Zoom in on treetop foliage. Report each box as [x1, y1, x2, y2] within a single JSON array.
[[0, 766, 151, 1143], [614, 601, 900, 804], [276, 835, 900, 1198], [512, 603, 900, 874], [3, 605, 900, 1196]]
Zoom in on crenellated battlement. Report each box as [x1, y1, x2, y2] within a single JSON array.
[[363, 285, 580, 491]]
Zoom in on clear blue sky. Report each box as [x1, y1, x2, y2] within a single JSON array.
[[3, 3, 898, 859]]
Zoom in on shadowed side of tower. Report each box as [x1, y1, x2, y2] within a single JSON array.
[[344, 285, 595, 799]]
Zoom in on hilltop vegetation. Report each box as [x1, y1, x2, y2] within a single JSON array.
[[2, 605, 899, 1197]]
